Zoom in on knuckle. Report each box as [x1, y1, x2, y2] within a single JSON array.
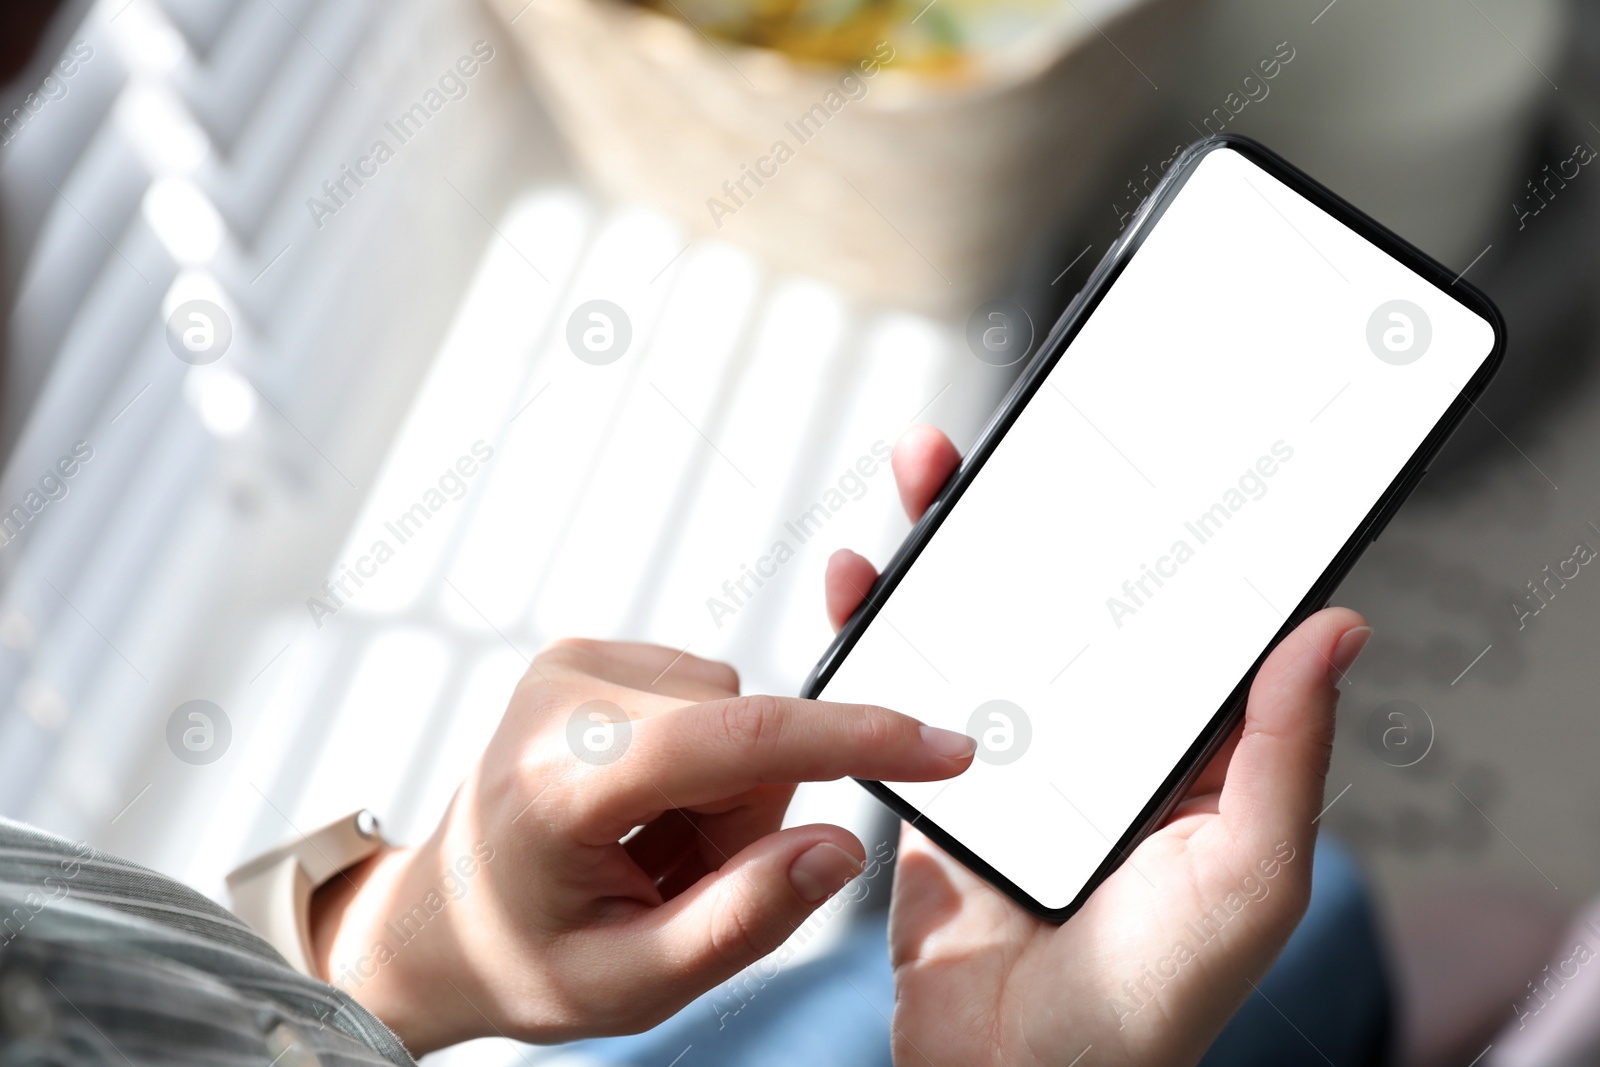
[[486, 755, 556, 830], [709, 883, 778, 963], [507, 679, 567, 738], [510, 669, 553, 707], [850, 707, 902, 753], [719, 695, 786, 754]]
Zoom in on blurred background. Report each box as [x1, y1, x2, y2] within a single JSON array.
[[0, 0, 1592, 1063]]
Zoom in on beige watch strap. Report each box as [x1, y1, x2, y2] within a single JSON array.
[[226, 809, 385, 976]]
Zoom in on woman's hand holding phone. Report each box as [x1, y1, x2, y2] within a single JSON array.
[[310, 421, 1368, 1065], [824, 425, 1373, 1067]]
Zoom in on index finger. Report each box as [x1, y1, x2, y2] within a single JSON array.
[[570, 695, 974, 841]]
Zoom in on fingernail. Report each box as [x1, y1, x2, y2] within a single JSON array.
[[790, 843, 864, 903], [1328, 626, 1373, 687], [920, 724, 977, 759]]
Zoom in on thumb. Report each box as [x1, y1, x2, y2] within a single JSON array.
[[1219, 607, 1370, 853], [630, 824, 865, 999]]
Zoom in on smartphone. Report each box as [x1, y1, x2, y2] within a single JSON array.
[[801, 135, 1506, 923]]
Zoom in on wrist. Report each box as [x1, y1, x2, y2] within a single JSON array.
[[306, 844, 403, 983], [309, 843, 471, 1054]]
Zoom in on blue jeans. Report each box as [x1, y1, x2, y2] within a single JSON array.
[[562, 837, 1393, 1066]]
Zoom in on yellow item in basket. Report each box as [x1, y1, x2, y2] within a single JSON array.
[[631, 0, 1062, 72]]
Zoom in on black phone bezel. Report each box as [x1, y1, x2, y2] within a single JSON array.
[[799, 134, 1508, 924]]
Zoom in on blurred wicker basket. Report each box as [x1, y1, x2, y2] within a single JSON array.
[[487, 0, 1191, 316]]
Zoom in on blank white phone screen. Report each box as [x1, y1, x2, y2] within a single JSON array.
[[816, 147, 1496, 911]]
